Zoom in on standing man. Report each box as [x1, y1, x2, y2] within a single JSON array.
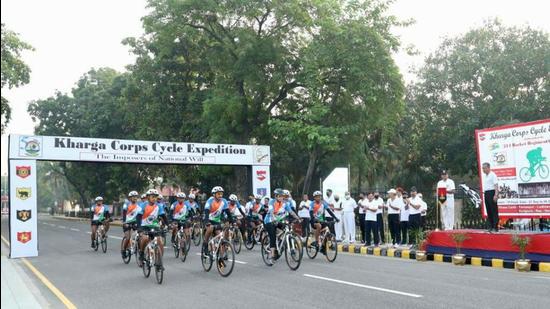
[[419, 193, 427, 229], [363, 193, 379, 246], [482, 162, 499, 232], [342, 192, 357, 244], [298, 194, 311, 240], [408, 187, 422, 244], [437, 170, 456, 230], [324, 189, 336, 235], [357, 193, 366, 243], [333, 194, 344, 241], [386, 189, 403, 247], [373, 191, 385, 245], [399, 191, 410, 246]]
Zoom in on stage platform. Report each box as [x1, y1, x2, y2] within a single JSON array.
[[426, 229, 550, 262]]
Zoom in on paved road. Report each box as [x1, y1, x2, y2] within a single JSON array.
[[2, 214, 550, 309]]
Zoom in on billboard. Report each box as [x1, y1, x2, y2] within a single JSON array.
[[475, 119, 550, 218]]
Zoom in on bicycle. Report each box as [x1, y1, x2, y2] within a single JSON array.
[[121, 227, 140, 264], [305, 221, 338, 262], [92, 224, 107, 253], [142, 229, 164, 284], [245, 221, 265, 250], [260, 221, 303, 270], [201, 224, 235, 277], [519, 158, 549, 182], [191, 216, 203, 246], [173, 224, 191, 262], [224, 221, 243, 254]]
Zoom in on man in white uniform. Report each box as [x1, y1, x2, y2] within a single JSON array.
[[324, 189, 336, 235], [298, 194, 311, 239], [437, 170, 456, 230], [342, 192, 357, 243], [386, 189, 403, 246], [418, 193, 427, 229], [333, 194, 343, 241]]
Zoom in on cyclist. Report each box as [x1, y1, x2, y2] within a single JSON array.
[[121, 191, 141, 258], [202, 186, 234, 257], [264, 188, 301, 261], [157, 194, 170, 236], [136, 189, 169, 268], [246, 194, 265, 243], [170, 192, 195, 245], [90, 196, 110, 248], [140, 193, 147, 205], [310, 190, 340, 254], [228, 194, 247, 238], [186, 193, 201, 215]]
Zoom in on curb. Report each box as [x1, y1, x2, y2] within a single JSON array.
[[337, 244, 550, 273]]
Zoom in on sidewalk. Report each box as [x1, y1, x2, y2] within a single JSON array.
[[1, 243, 48, 309]]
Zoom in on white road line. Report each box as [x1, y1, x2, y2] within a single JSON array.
[[303, 274, 423, 298], [194, 253, 248, 264], [70, 228, 80, 232], [86, 232, 91, 234], [534, 276, 550, 280], [58, 226, 66, 229], [108, 235, 123, 240]]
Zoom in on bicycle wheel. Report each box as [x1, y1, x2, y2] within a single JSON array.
[[142, 248, 151, 278], [101, 235, 107, 253], [285, 234, 302, 271], [93, 234, 99, 251], [217, 239, 235, 277], [154, 246, 163, 284], [192, 224, 202, 246], [305, 232, 318, 259], [245, 230, 255, 250], [260, 235, 273, 266], [185, 232, 191, 253], [179, 235, 188, 262], [121, 237, 131, 264], [324, 233, 338, 263], [233, 229, 242, 254], [519, 167, 532, 182], [201, 244, 213, 272], [174, 235, 180, 258], [539, 164, 549, 179], [134, 240, 140, 267]]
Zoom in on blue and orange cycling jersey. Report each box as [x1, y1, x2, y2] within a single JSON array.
[[264, 199, 292, 224], [123, 202, 141, 223], [138, 202, 165, 228], [310, 200, 329, 222], [91, 204, 109, 222], [204, 197, 229, 223], [171, 201, 191, 222]]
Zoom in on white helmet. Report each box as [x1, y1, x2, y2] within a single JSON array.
[[141, 194, 146, 199], [146, 189, 159, 196], [188, 193, 196, 200], [176, 192, 186, 199], [254, 194, 262, 200], [211, 186, 224, 194], [313, 191, 322, 197], [158, 194, 164, 200], [128, 191, 139, 197], [283, 189, 290, 196], [229, 194, 238, 202], [95, 196, 104, 202]]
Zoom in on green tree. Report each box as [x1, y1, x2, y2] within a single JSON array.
[[1, 23, 33, 133]]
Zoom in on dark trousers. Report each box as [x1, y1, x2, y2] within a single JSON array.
[[377, 213, 385, 243], [484, 190, 499, 230], [365, 220, 379, 246], [408, 214, 421, 244], [359, 214, 366, 242], [300, 217, 310, 237], [400, 221, 408, 245], [388, 214, 400, 245]]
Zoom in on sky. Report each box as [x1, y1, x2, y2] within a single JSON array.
[[1, 0, 549, 174]]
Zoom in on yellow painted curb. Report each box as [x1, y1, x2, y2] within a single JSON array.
[[471, 257, 482, 266], [337, 244, 343, 252], [348, 245, 355, 253], [360, 246, 368, 255], [492, 259, 503, 268], [401, 250, 410, 259], [373, 247, 381, 256], [434, 254, 443, 262], [387, 248, 395, 257], [538, 262, 550, 272]]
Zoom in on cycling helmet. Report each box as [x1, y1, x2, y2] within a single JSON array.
[[146, 189, 159, 196], [254, 194, 263, 200], [313, 191, 322, 197], [273, 188, 285, 196], [188, 193, 196, 200], [128, 191, 139, 197], [229, 194, 238, 202], [95, 196, 104, 202], [282, 189, 290, 196], [140, 194, 146, 199], [176, 192, 186, 199], [158, 194, 164, 200], [211, 186, 224, 194]]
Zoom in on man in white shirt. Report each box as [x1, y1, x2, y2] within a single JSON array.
[[373, 192, 385, 245], [324, 189, 336, 235], [332, 194, 344, 241], [298, 194, 311, 239], [437, 170, 456, 230], [418, 193, 428, 229], [363, 193, 379, 246], [386, 189, 403, 246], [357, 193, 366, 243], [342, 192, 357, 243], [399, 190, 410, 246], [408, 187, 422, 244], [482, 162, 500, 232]]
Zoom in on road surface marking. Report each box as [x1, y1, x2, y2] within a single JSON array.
[[194, 253, 248, 264], [1, 234, 77, 308], [535, 276, 550, 280], [70, 228, 80, 232], [58, 225, 66, 229], [303, 274, 423, 298], [108, 235, 123, 240]]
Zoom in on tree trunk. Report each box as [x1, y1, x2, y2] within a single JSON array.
[[302, 151, 317, 195]]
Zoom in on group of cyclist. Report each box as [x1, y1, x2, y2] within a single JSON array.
[[89, 185, 340, 275]]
